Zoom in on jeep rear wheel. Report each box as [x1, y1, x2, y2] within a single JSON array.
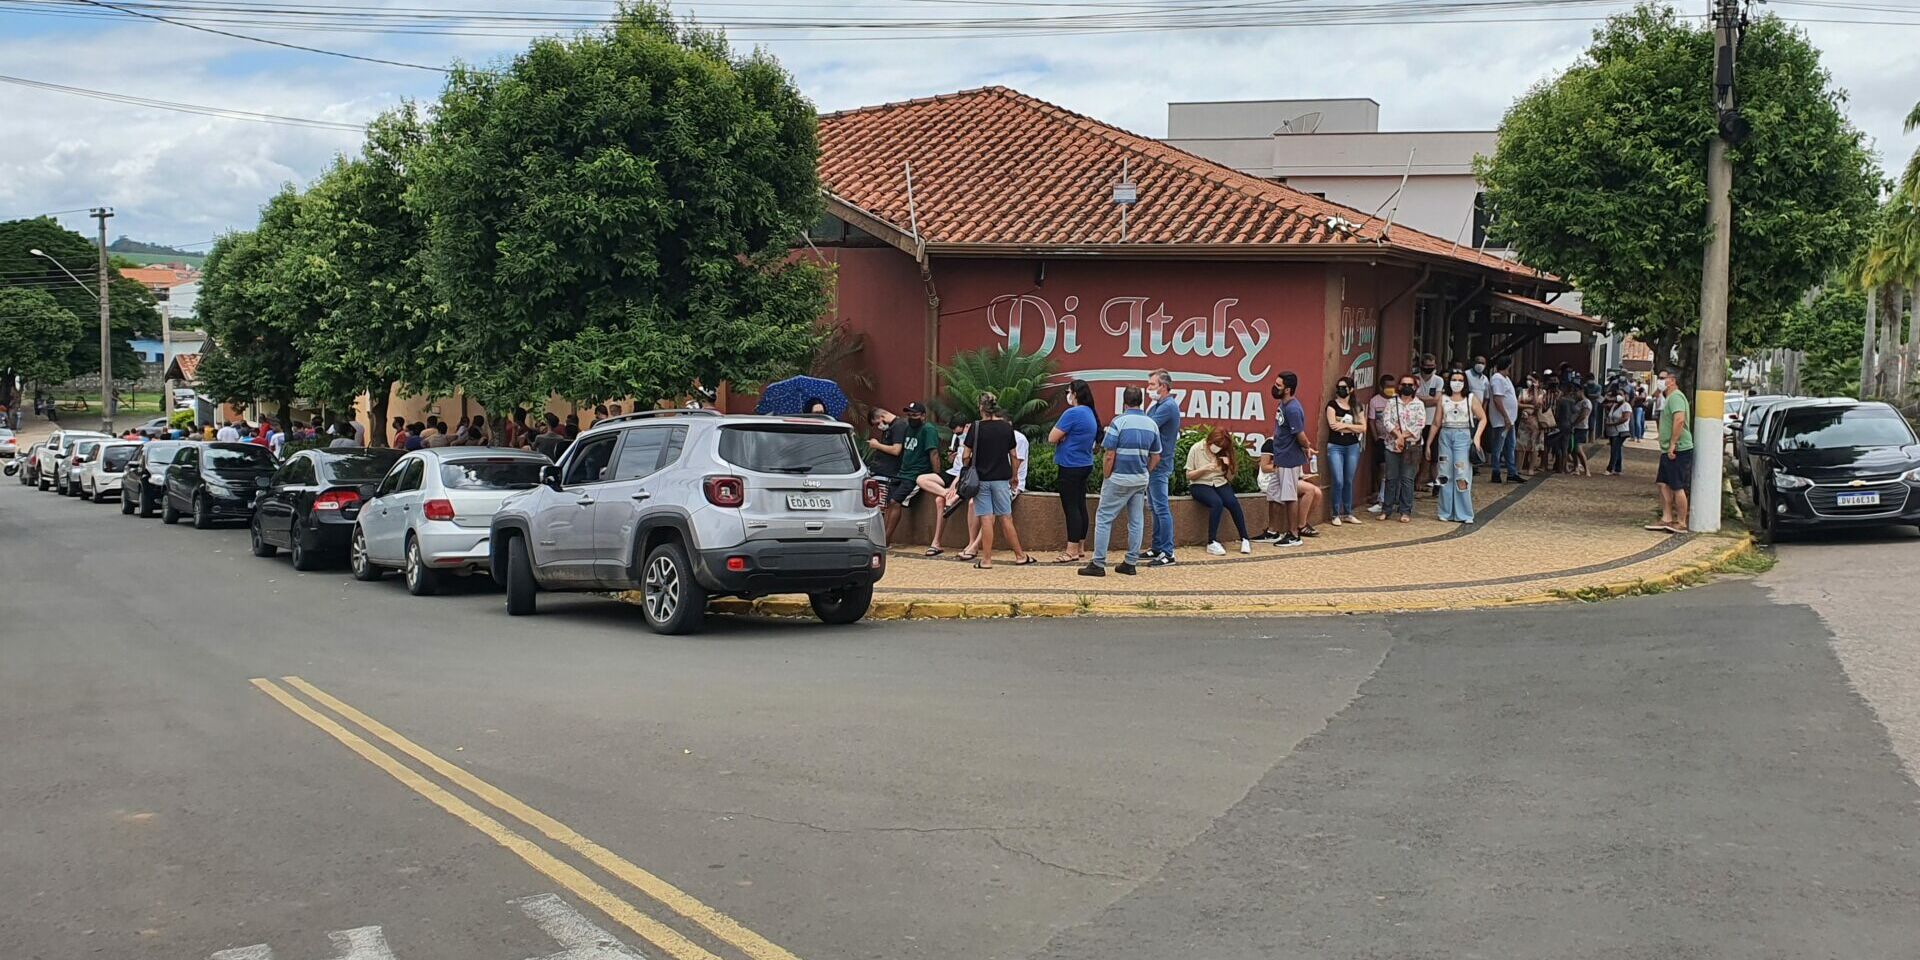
[[640, 542, 706, 635], [810, 583, 875, 625]]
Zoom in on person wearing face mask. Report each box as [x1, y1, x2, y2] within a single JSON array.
[[1047, 379, 1101, 564], [1486, 356, 1520, 483], [1185, 424, 1252, 555], [1142, 369, 1183, 566], [1366, 373, 1396, 515], [1265, 370, 1323, 546], [1416, 354, 1444, 496], [1466, 355, 1490, 406], [882, 401, 942, 544], [1323, 376, 1366, 525], [1382, 377, 1428, 522], [1517, 374, 1545, 479], [1425, 371, 1486, 524]]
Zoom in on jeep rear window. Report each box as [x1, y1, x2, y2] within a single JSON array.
[[717, 425, 861, 475], [441, 459, 545, 490]]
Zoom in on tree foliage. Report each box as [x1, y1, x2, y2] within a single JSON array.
[[1476, 4, 1879, 358], [193, 191, 311, 416], [0, 288, 85, 404], [410, 3, 830, 411], [1779, 283, 1867, 397], [934, 347, 1057, 436], [293, 103, 443, 435], [1861, 99, 1920, 290], [0, 217, 156, 383]]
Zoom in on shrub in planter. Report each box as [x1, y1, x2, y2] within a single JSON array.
[[1025, 440, 1059, 494], [1170, 425, 1261, 495]]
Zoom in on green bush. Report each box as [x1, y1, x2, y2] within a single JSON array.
[[1022, 423, 1259, 495], [935, 347, 1057, 437], [167, 408, 196, 431], [1025, 440, 1059, 493]]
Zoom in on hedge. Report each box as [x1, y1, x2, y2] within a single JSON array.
[[1021, 424, 1260, 495]]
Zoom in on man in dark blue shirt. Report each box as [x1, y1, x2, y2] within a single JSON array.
[[1144, 369, 1182, 566], [1269, 370, 1323, 546]]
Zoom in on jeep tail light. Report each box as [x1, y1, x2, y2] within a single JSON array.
[[70, 455, 82, 466], [313, 489, 361, 512], [703, 475, 745, 508], [863, 477, 883, 508], [726, 556, 748, 572], [422, 498, 456, 521]]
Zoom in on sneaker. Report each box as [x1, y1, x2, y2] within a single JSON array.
[[1077, 562, 1106, 578], [1343, 514, 1363, 524], [1330, 516, 1343, 526], [1274, 533, 1303, 548], [1367, 503, 1385, 514], [1299, 525, 1320, 538], [1253, 529, 1282, 543], [1114, 562, 1138, 576], [1141, 549, 1164, 563], [1205, 541, 1226, 556], [1148, 554, 1177, 567], [1239, 538, 1252, 555]]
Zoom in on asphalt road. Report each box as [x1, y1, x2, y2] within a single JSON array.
[[2, 475, 1917, 960]]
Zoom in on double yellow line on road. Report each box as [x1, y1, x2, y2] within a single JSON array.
[[252, 676, 801, 960]]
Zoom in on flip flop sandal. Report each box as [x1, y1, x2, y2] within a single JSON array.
[[957, 552, 977, 562], [1642, 523, 1672, 532], [973, 560, 993, 569], [1053, 555, 1079, 564], [924, 547, 945, 557], [1014, 557, 1038, 566]]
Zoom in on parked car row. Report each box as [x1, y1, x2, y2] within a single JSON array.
[[8, 410, 889, 634], [1735, 398, 1920, 544]]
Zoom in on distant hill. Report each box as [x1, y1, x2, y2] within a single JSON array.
[[105, 236, 206, 267]]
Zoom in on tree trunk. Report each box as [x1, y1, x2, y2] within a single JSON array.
[[370, 381, 393, 447], [1861, 285, 1879, 399], [1880, 286, 1902, 398]]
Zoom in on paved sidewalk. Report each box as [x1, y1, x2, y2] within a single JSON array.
[[869, 441, 1745, 614]]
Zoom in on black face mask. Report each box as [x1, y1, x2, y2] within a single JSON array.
[[1271, 384, 1284, 399], [1336, 385, 1352, 398], [1422, 365, 1436, 374], [907, 417, 924, 428]]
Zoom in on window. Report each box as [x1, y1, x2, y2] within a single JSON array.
[[1472, 192, 1505, 250], [375, 458, 412, 497], [1776, 407, 1916, 451], [103, 446, 136, 471], [717, 425, 861, 475], [563, 434, 618, 485], [206, 446, 275, 470], [172, 447, 198, 467], [610, 427, 673, 482], [272, 459, 306, 487], [440, 458, 545, 490], [398, 458, 426, 492], [322, 452, 402, 484]]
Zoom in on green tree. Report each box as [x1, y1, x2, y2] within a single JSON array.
[[934, 347, 1057, 436], [0, 288, 85, 407], [410, 3, 830, 413], [194, 190, 312, 418], [294, 103, 443, 444], [1779, 282, 1867, 397], [1476, 4, 1880, 373], [0, 217, 156, 385]]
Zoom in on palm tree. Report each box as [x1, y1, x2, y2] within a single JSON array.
[[1859, 100, 1920, 400]]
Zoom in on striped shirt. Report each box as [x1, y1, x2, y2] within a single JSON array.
[[1102, 410, 1164, 477]]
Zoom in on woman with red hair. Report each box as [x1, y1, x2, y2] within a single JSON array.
[[1185, 424, 1252, 555]]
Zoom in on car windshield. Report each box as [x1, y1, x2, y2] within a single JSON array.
[[718, 424, 861, 475], [1776, 408, 1916, 451], [0, 428, 13, 439], [74, 441, 101, 456], [206, 446, 276, 470], [103, 446, 137, 470], [441, 458, 545, 490], [322, 452, 404, 483], [145, 441, 187, 462]]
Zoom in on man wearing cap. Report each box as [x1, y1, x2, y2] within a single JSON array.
[[879, 402, 941, 543]]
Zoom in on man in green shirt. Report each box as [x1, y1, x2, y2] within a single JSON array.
[[882, 401, 942, 543], [1648, 368, 1694, 533]]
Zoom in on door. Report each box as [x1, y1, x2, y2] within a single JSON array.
[[167, 447, 199, 509], [592, 426, 679, 585], [259, 456, 312, 546], [530, 433, 618, 582], [366, 457, 424, 562]]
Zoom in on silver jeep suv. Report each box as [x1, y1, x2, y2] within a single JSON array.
[[489, 410, 887, 633]]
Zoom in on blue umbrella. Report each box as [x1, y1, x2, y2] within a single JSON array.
[[755, 375, 849, 417]]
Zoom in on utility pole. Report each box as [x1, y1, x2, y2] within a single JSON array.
[[91, 206, 115, 434], [1690, 0, 1746, 534]]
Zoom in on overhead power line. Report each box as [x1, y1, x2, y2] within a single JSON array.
[[58, 0, 458, 71], [0, 73, 370, 131]]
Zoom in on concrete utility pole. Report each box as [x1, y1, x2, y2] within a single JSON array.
[[91, 206, 115, 433], [1690, 0, 1745, 533]]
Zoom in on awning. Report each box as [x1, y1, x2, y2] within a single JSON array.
[[1490, 291, 1604, 334]]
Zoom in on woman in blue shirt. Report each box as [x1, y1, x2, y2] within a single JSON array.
[[1047, 379, 1100, 564]]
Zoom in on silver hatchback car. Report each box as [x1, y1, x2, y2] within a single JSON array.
[[350, 447, 552, 596]]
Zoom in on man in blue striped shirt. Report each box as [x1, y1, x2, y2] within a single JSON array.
[[1081, 387, 1164, 577]]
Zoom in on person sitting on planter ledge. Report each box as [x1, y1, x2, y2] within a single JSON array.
[[1186, 424, 1252, 555]]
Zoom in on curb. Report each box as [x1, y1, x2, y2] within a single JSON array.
[[618, 536, 1756, 623]]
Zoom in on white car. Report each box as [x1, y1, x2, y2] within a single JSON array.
[[350, 447, 552, 596], [0, 427, 17, 460], [76, 440, 143, 502], [58, 438, 108, 496], [36, 430, 108, 491]]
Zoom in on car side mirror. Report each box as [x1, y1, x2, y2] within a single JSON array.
[[540, 464, 563, 490]]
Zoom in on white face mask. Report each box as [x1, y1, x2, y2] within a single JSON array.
[[1208, 444, 1222, 454]]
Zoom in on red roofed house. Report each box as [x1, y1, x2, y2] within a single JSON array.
[[798, 86, 1594, 449]]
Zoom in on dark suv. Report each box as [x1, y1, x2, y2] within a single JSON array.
[[163, 442, 278, 528], [1750, 400, 1920, 543]]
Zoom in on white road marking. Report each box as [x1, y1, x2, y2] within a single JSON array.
[[516, 893, 652, 959], [325, 926, 397, 960], [210, 947, 276, 960]]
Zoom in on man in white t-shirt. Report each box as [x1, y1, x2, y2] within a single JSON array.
[[1486, 356, 1520, 482], [215, 420, 241, 442]]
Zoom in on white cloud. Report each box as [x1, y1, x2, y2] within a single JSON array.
[[2, 3, 1915, 245]]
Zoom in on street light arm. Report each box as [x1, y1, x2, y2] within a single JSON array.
[[27, 248, 101, 301]]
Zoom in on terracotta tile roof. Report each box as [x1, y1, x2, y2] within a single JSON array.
[[1490, 290, 1602, 333], [818, 86, 1554, 283], [169, 353, 201, 380], [119, 265, 199, 288]]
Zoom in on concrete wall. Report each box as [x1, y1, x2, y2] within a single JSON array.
[[1280, 173, 1486, 242], [1167, 98, 1379, 138]]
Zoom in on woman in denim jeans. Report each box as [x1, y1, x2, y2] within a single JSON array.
[[1427, 372, 1486, 524], [1322, 376, 1366, 524], [1382, 378, 1428, 522]]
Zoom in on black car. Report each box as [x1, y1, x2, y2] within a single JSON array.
[[162, 442, 278, 528], [1750, 400, 1920, 543], [1733, 395, 1788, 485], [121, 439, 197, 517], [250, 448, 403, 570]]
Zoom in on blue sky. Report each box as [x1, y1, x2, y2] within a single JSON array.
[[3, 0, 1916, 247]]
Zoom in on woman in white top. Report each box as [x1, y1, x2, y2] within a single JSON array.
[[1426, 371, 1487, 524]]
